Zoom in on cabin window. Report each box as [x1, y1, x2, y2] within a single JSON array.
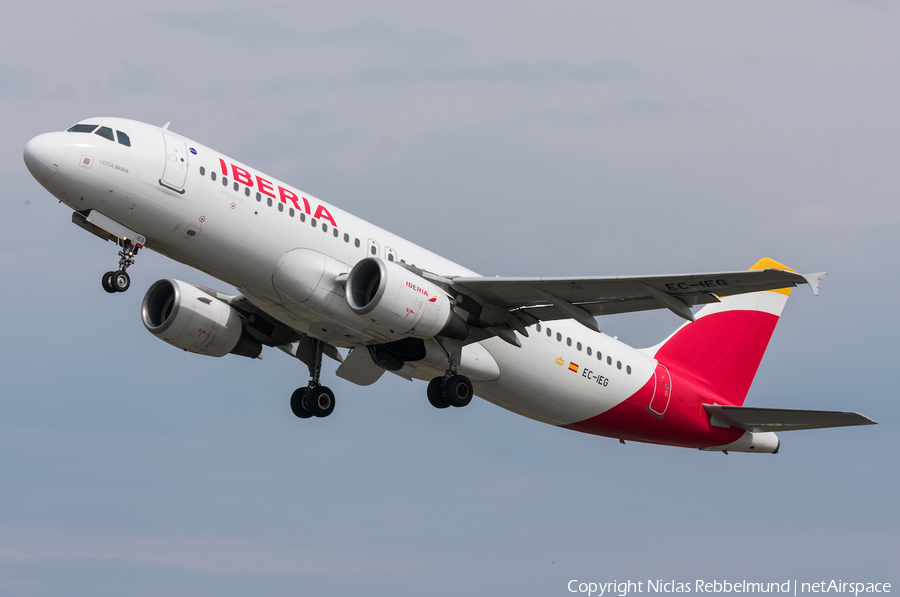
[[256, 192, 261, 202], [355, 238, 361, 248], [344, 233, 350, 242], [211, 172, 216, 181], [370, 245, 376, 255], [566, 337, 572, 347], [322, 223, 328, 233], [311, 219, 317, 228], [546, 327, 552, 337], [388, 253, 395, 262], [333, 228, 339, 238], [597, 352, 602, 360], [199, 166, 206, 176], [233, 182, 239, 192], [267, 198, 272, 207], [626, 365, 632, 374], [116, 131, 131, 146], [556, 333, 562, 342], [278, 203, 283, 212], [67, 124, 98, 133], [617, 361, 622, 370], [300, 212, 306, 222], [222, 177, 228, 186], [289, 208, 295, 217], [95, 126, 114, 141], [244, 187, 250, 197], [536, 323, 541, 332], [607, 356, 612, 365], [577, 342, 582, 351], [586, 347, 592, 356]]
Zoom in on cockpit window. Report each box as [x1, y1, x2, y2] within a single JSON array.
[[67, 124, 98, 133], [95, 126, 114, 141], [116, 131, 131, 147]]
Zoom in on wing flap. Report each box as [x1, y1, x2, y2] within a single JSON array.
[[704, 405, 877, 432]]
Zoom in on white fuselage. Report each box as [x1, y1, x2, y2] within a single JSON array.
[[28, 117, 659, 430]]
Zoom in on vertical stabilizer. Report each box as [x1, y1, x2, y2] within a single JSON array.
[[645, 258, 795, 406]]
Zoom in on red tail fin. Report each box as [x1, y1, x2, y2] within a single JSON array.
[[646, 258, 794, 406]]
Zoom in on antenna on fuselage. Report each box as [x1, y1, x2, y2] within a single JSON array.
[[161, 122, 170, 130]]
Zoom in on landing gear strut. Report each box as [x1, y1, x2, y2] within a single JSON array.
[[102, 238, 138, 293], [290, 338, 336, 419]]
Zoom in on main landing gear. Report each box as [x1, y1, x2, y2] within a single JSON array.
[[427, 374, 474, 409], [101, 238, 139, 294], [290, 338, 336, 419], [426, 338, 474, 409]]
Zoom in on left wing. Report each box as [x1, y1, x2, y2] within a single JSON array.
[[449, 268, 825, 337]]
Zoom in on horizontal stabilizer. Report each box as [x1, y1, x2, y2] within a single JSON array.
[[704, 405, 876, 432]]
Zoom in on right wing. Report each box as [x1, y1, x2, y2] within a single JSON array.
[[448, 267, 825, 339]]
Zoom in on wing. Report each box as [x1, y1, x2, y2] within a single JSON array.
[[704, 405, 877, 432], [449, 268, 825, 338]]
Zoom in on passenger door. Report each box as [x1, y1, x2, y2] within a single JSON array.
[[160, 132, 188, 192]]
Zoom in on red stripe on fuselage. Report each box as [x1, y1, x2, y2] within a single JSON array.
[[562, 366, 744, 448]]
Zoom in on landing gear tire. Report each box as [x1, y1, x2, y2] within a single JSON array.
[[443, 375, 474, 408], [290, 388, 313, 419], [308, 385, 335, 418], [427, 377, 451, 409], [101, 271, 116, 294], [111, 270, 131, 293]]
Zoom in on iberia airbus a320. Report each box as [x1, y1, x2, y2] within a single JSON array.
[[23, 118, 876, 453]]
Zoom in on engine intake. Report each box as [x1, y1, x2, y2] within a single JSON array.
[[142, 279, 262, 358], [346, 258, 468, 340]]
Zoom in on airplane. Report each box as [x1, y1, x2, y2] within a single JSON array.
[[23, 117, 876, 453]]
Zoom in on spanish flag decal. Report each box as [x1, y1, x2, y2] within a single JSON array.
[[568, 362, 579, 373]]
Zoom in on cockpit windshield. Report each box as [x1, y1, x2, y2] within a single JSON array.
[[95, 126, 114, 141], [67, 124, 98, 133], [66, 123, 131, 147]]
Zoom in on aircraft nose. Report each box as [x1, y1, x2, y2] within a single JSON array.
[[24, 133, 65, 182]]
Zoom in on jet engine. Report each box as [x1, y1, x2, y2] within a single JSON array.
[[141, 279, 262, 358], [345, 258, 468, 340]]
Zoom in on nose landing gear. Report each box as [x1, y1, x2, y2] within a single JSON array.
[[101, 238, 139, 294]]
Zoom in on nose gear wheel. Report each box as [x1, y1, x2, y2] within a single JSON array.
[[101, 238, 139, 293]]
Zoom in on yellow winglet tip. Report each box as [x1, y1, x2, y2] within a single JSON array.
[[749, 258, 795, 296]]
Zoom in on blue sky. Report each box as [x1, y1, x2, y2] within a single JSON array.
[[1, 1, 897, 595]]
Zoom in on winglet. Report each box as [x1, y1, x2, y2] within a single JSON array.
[[802, 271, 827, 296], [749, 258, 825, 297]]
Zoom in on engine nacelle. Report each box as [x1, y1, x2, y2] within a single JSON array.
[[345, 258, 468, 340], [141, 279, 261, 358]]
